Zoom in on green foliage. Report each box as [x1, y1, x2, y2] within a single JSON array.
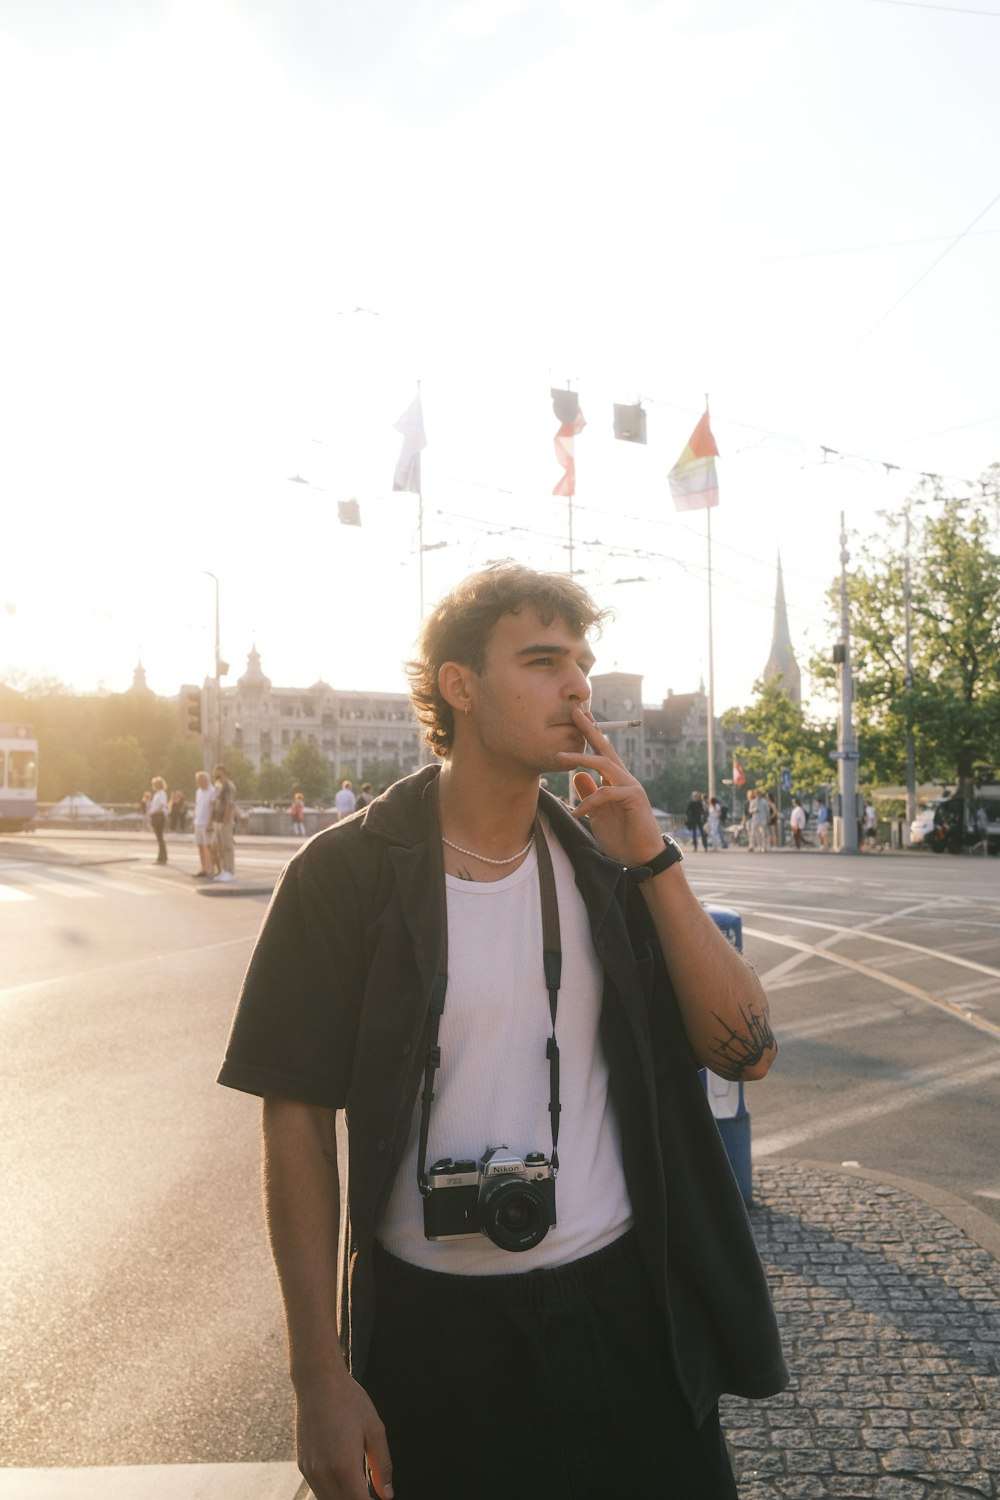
[[93, 736, 150, 803], [283, 740, 332, 804], [722, 677, 836, 798], [257, 758, 290, 803], [219, 747, 258, 802], [809, 479, 1000, 790], [641, 745, 710, 815]]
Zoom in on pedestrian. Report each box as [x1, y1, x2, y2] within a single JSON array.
[[291, 792, 307, 838], [192, 771, 216, 878], [768, 795, 779, 848], [863, 801, 878, 850], [707, 795, 728, 849], [354, 782, 375, 810], [684, 789, 709, 851], [213, 763, 237, 882], [334, 779, 357, 819], [789, 798, 808, 850], [815, 800, 831, 849], [169, 789, 187, 833], [218, 562, 785, 1500], [148, 776, 169, 864], [139, 789, 151, 828], [750, 788, 770, 853]]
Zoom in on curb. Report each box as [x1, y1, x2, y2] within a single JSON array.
[[0, 1463, 306, 1500], [195, 881, 274, 898], [798, 1155, 1000, 1264]]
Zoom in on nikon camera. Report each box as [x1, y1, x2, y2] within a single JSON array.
[[423, 1146, 556, 1252]]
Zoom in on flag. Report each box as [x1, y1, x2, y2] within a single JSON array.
[[552, 389, 586, 497], [668, 410, 719, 512], [338, 498, 361, 526], [393, 395, 426, 494], [732, 754, 746, 788]]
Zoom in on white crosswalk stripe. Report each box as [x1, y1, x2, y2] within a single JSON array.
[[0, 864, 157, 903]]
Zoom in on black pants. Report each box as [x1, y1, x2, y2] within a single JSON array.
[[364, 1233, 738, 1500], [151, 811, 167, 863]]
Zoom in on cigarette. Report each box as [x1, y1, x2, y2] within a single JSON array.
[[596, 719, 641, 730]]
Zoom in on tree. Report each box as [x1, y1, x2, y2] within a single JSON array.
[[283, 740, 332, 805], [219, 747, 258, 802], [257, 758, 290, 803], [642, 745, 710, 816], [721, 678, 836, 800], [93, 735, 150, 803], [810, 480, 1000, 792]]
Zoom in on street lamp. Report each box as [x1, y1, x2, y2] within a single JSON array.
[[201, 572, 229, 767]]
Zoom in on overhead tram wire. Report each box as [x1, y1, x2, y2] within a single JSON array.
[[810, 185, 1000, 390]]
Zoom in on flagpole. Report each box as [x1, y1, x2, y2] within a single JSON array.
[[416, 381, 425, 619], [705, 395, 716, 805]]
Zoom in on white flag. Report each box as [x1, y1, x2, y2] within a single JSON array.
[[393, 395, 427, 494]]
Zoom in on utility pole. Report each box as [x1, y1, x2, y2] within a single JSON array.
[[834, 513, 859, 853], [201, 571, 228, 769], [903, 506, 917, 840]]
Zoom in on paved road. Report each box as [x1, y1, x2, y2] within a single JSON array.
[[2, 833, 998, 1491], [680, 847, 1000, 1226]]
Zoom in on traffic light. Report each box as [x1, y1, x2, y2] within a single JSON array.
[[185, 688, 203, 736]]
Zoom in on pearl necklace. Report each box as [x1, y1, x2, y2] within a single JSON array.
[[441, 831, 535, 866]]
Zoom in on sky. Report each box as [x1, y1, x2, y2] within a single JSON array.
[[2, 0, 999, 720]]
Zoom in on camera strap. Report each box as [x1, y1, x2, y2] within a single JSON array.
[[417, 803, 562, 1196]]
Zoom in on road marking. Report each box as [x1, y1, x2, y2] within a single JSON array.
[[7, 871, 101, 900], [777, 1001, 909, 1040], [754, 1052, 1000, 1157], [743, 908, 1000, 983], [742, 926, 1000, 1043], [0, 883, 32, 902], [35, 865, 158, 897]]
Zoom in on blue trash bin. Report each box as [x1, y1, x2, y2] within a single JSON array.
[[701, 906, 753, 1206]]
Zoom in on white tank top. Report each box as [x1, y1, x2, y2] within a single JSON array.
[[377, 823, 634, 1273]]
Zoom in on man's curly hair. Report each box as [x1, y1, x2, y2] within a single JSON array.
[[406, 562, 612, 757]]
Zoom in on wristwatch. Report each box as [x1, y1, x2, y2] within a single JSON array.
[[624, 833, 684, 883]]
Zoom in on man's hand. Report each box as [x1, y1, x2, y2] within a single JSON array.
[[295, 1373, 393, 1500], [556, 705, 663, 867]]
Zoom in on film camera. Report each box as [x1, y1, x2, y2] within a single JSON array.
[[423, 1146, 557, 1252]]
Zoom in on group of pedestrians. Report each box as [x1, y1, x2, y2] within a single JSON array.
[[684, 790, 731, 850], [146, 764, 237, 881]]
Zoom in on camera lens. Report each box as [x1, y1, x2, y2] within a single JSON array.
[[479, 1177, 551, 1252]]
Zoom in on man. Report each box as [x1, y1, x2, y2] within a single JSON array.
[[192, 770, 216, 878], [789, 797, 807, 850], [684, 789, 708, 851], [334, 779, 357, 819], [815, 799, 831, 849], [212, 763, 237, 882], [218, 565, 786, 1500]]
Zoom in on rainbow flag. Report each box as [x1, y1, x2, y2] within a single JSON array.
[[669, 411, 719, 512]]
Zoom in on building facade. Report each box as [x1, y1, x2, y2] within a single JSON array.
[[209, 647, 423, 782]]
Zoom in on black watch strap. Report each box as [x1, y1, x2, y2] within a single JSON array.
[[625, 833, 684, 884]]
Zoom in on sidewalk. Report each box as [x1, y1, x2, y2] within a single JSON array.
[[3, 1161, 998, 1498]]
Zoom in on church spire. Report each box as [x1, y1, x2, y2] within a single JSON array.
[[762, 553, 801, 703]]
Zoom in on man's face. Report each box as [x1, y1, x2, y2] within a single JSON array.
[[464, 607, 595, 773]]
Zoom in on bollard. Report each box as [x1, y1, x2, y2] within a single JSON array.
[[701, 906, 753, 1206]]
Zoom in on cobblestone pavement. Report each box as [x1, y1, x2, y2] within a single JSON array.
[[721, 1162, 1000, 1500]]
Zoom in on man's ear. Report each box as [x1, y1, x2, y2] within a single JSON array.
[[438, 660, 474, 716]]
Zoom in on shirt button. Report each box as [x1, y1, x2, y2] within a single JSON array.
[[377, 1139, 387, 1153], [402, 1041, 412, 1056]]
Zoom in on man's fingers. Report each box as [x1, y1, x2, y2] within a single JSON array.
[[574, 771, 600, 800], [367, 1423, 394, 1500]]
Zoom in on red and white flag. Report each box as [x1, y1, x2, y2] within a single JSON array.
[[552, 390, 586, 497], [732, 754, 747, 788], [393, 395, 426, 494]]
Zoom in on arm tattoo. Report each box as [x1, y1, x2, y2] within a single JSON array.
[[708, 1004, 776, 1080]]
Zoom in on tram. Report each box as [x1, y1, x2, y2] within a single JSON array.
[[0, 723, 38, 830]]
